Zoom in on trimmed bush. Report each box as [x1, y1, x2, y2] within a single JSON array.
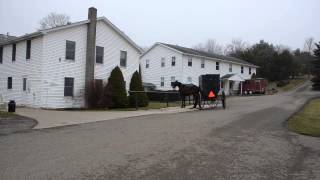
[[107, 66, 128, 108], [129, 71, 149, 107], [87, 80, 104, 108]]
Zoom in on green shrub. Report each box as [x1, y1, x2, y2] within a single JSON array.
[[129, 71, 149, 107], [107, 66, 128, 108]]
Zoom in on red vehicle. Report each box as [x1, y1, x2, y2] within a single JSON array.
[[242, 78, 268, 94]]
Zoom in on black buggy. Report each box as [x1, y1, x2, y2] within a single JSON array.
[[199, 74, 226, 109]]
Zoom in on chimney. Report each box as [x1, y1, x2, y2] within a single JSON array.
[[84, 7, 97, 108]]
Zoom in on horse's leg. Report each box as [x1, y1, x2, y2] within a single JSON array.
[[181, 96, 184, 108], [193, 94, 197, 108], [183, 96, 186, 108]]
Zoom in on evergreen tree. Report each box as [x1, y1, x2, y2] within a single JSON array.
[[129, 71, 149, 107], [107, 66, 128, 108], [312, 42, 320, 90]]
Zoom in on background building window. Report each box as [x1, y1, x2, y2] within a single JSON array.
[[7, 77, 12, 89], [96, 46, 104, 64], [171, 56, 176, 66], [12, 44, 16, 61], [26, 40, 31, 60], [23, 78, 27, 91], [146, 59, 150, 68], [171, 76, 175, 82], [160, 77, 165, 86], [201, 59, 205, 68], [0, 46, 3, 64], [65, 40, 76, 60], [188, 58, 192, 67], [187, 77, 192, 83], [216, 62, 219, 70], [120, 51, 127, 67], [161, 58, 165, 67], [64, 77, 74, 96], [229, 63, 232, 72], [241, 66, 244, 74], [249, 67, 252, 75]]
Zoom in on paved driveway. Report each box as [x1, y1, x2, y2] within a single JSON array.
[[0, 82, 319, 180], [16, 106, 195, 129]]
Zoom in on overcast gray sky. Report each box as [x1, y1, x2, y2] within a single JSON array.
[[0, 0, 319, 50]]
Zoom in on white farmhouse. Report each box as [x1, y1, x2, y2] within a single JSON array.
[[0, 7, 142, 108], [140, 43, 258, 95]]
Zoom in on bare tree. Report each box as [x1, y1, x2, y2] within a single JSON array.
[[225, 39, 248, 55], [304, 37, 315, 54], [275, 44, 291, 53], [39, 13, 71, 30], [193, 39, 223, 55]]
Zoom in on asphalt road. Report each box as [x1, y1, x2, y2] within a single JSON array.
[[0, 82, 319, 180]]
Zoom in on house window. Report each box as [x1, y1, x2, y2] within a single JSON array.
[[160, 77, 164, 87], [249, 67, 252, 75], [229, 63, 232, 72], [188, 58, 192, 67], [65, 40, 76, 60], [64, 77, 74, 96], [201, 59, 205, 68], [187, 77, 192, 83], [12, 44, 16, 62], [161, 57, 165, 67], [171, 56, 176, 66], [146, 59, 150, 68], [26, 40, 31, 60], [7, 77, 12, 89], [241, 66, 244, 74], [96, 46, 104, 64], [171, 76, 175, 82], [23, 78, 27, 91], [216, 62, 220, 70], [120, 51, 127, 67], [0, 46, 3, 64]]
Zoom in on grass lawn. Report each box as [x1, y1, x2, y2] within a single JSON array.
[[288, 98, 320, 137], [111, 101, 181, 111], [0, 111, 17, 118], [279, 78, 307, 92]]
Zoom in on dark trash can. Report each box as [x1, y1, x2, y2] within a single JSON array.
[[8, 100, 16, 112]]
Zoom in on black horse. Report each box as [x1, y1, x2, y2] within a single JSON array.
[[171, 81, 202, 109]]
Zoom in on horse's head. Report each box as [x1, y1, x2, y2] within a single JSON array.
[[171, 80, 181, 88]]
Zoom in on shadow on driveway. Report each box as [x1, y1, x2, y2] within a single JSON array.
[[0, 115, 37, 136]]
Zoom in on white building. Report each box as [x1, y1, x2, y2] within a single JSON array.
[[0, 8, 142, 108], [140, 43, 258, 95]]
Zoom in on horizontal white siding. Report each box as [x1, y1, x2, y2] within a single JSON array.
[[95, 21, 140, 89], [41, 25, 88, 108], [0, 37, 43, 107], [140, 45, 183, 90]]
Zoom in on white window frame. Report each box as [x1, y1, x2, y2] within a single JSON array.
[[229, 63, 232, 72], [146, 59, 150, 68], [171, 56, 176, 66], [201, 59, 205, 68], [187, 77, 192, 83], [161, 58, 165, 67], [171, 76, 175, 82], [160, 77, 165, 86], [188, 58, 192, 67]]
